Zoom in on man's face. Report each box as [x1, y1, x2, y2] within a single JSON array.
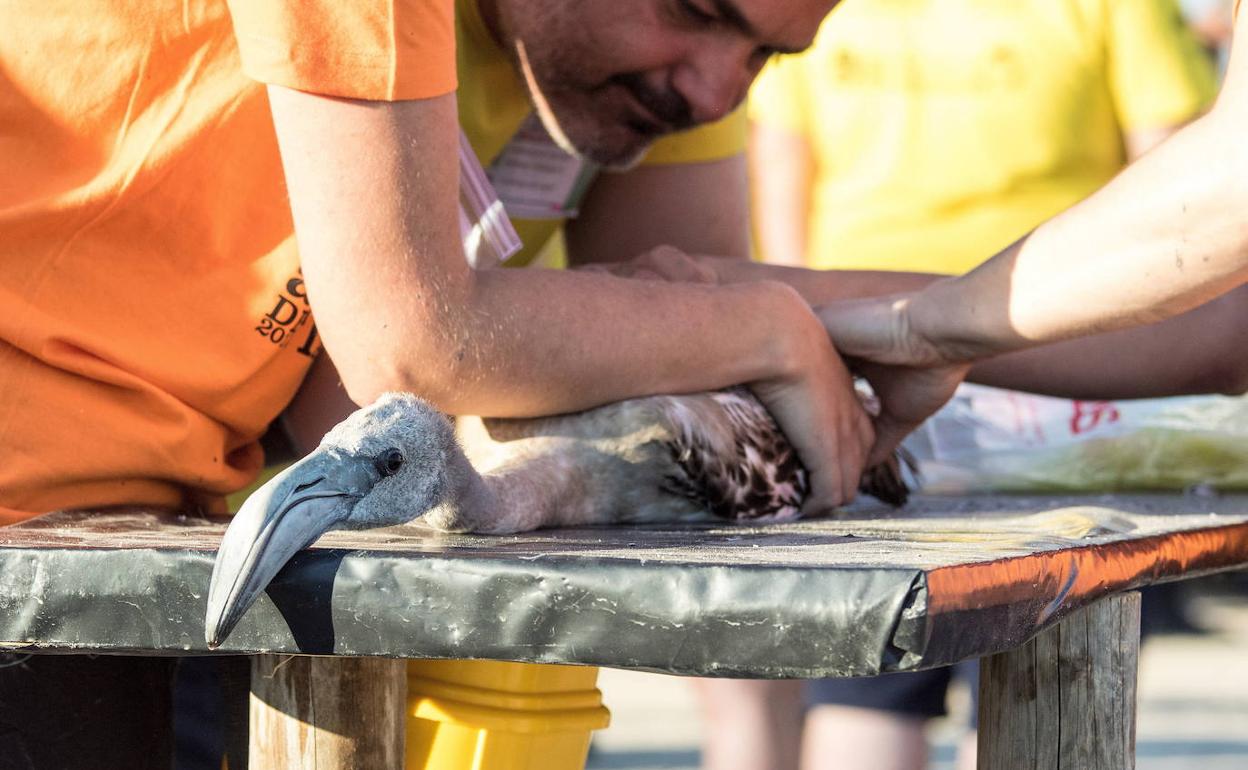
[[496, 0, 836, 168]]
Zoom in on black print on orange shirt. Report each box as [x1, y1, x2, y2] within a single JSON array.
[[256, 272, 320, 358]]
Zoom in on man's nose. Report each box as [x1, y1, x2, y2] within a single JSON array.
[[670, 43, 752, 125]]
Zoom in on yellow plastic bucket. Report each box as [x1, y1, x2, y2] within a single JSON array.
[[406, 660, 610, 770]]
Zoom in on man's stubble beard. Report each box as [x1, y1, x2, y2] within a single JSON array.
[[518, 46, 655, 170], [503, 0, 656, 170]]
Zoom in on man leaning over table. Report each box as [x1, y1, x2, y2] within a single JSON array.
[[0, 0, 881, 766]]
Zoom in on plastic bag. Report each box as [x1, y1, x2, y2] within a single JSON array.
[[901, 384, 1248, 494]]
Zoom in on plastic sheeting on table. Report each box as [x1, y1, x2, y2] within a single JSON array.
[[0, 495, 1246, 678]]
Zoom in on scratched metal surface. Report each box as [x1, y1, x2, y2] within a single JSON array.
[[0, 494, 1246, 677]]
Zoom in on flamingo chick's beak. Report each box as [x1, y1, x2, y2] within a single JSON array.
[[204, 450, 376, 648]]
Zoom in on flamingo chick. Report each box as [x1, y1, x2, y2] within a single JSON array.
[[204, 390, 908, 647]]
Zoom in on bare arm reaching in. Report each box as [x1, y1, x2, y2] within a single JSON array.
[[822, 22, 1248, 362], [637, 253, 1248, 399], [602, 245, 1248, 456]]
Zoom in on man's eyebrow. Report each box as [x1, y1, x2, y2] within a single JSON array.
[[709, 0, 808, 55]]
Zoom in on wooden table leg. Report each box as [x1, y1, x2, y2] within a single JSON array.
[[978, 591, 1141, 769], [250, 654, 407, 769]]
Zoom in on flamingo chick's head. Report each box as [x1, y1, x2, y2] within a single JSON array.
[[204, 393, 455, 648]]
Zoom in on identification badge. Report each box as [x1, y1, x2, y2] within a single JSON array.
[[459, 130, 522, 269], [487, 113, 599, 220]]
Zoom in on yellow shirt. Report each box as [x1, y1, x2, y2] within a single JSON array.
[[750, 0, 1216, 274], [455, 0, 747, 265]]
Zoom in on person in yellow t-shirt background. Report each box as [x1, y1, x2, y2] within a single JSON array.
[[749, 0, 1216, 274], [693, 2, 1216, 769]]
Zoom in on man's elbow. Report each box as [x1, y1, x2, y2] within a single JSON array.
[[333, 346, 474, 414], [335, 361, 401, 409]]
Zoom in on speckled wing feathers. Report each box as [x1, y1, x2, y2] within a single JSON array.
[[658, 388, 809, 522]]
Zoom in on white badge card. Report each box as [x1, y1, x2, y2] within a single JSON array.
[[487, 113, 598, 221]]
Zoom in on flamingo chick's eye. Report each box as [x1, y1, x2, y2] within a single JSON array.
[[375, 448, 405, 478]]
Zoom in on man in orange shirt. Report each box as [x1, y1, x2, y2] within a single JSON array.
[[0, 0, 870, 765], [0, 0, 867, 530], [1, 5, 460, 765]]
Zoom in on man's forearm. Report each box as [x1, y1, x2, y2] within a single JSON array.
[[284, 270, 818, 434], [695, 259, 941, 305], [382, 267, 819, 417], [968, 286, 1248, 398]]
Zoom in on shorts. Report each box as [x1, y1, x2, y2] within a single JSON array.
[[805, 583, 1181, 720], [805, 661, 979, 721]]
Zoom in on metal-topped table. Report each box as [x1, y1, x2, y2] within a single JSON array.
[[3, 494, 1247, 768]]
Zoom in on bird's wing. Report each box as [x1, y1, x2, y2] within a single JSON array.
[[655, 388, 807, 522], [446, 387, 908, 533], [657, 388, 913, 514]]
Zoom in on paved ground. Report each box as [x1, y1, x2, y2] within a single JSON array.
[[586, 583, 1248, 770]]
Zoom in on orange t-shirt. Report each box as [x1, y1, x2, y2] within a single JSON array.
[[0, 0, 455, 523]]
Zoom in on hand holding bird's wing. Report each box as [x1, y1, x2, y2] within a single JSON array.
[[583, 248, 882, 507], [750, 304, 876, 513], [818, 296, 969, 466]]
